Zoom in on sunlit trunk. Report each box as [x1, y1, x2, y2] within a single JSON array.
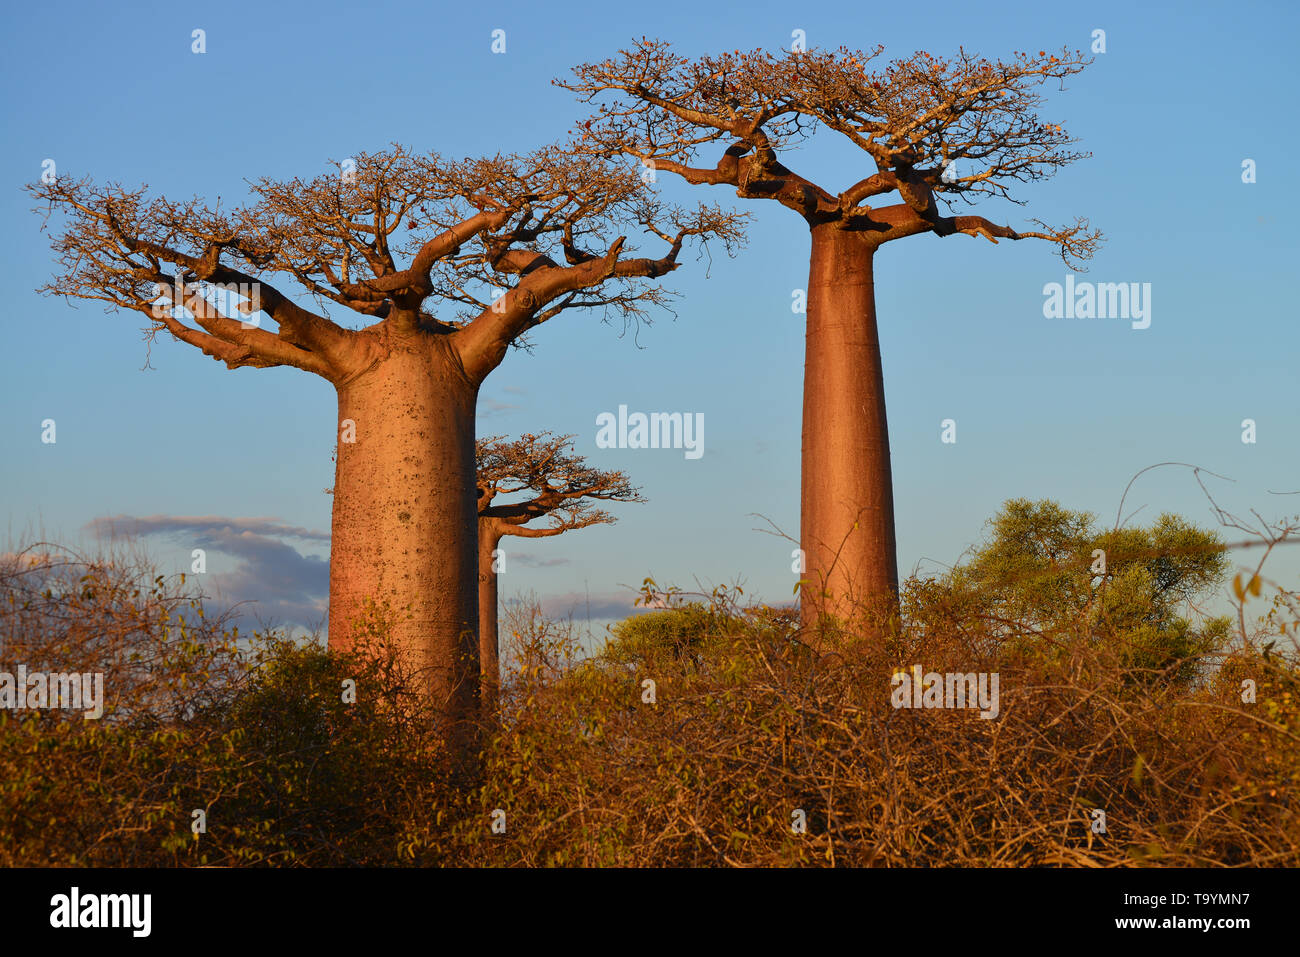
[[477, 520, 503, 712], [800, 224, 899, 636], [328, 335, 480, 761]]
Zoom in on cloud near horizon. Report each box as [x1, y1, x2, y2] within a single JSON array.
[[530, 590, 642, 621], [510, 553, 570, 569], [478, 396, 522, 417], [81, 514, 632, 634], [84, 514, 329, 632]]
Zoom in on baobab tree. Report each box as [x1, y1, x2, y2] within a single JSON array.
[[562, 42, 1101, 633], [30, 145, 741, 757], [476, 431, 643, 707]]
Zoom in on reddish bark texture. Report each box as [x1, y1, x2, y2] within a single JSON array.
[[477, 520, 504, 710], [801, 226, 897, 625], [329, 335, 480, 744]]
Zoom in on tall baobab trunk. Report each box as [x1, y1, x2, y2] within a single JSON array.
[[800, 223, 899, 633], [477, 519, 503, 711], [329, 335, 480, 756]]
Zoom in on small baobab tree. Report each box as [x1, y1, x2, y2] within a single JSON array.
[[477, 431, 643, 705], [562, 41, 1101, 634], [30, 144, 741, 759]]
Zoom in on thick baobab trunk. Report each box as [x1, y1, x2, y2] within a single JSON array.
[[800, 223, 899, 634], [328, 335, 480, 756], [477, 520, 503, 711]]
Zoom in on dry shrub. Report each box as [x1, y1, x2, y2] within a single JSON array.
[[2, 525, 1296, 867], [459, 578, 1298, 866], [0, 546, 455, 866]]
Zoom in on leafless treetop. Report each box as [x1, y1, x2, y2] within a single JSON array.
[[477, 432, 644, 537], [29, 143, 746, 383], [561, 41, 1100, 264]]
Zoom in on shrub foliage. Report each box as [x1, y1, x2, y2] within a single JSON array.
[[2, 501, 1296, 866]]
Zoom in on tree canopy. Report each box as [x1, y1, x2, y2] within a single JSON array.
[[477, 431, 644, 537], [904, 499, 1232, 685], [29, 143, 746, 383], [562, 41, 1100, 261]]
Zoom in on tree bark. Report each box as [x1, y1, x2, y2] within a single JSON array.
[[328, 334, 480, 760], [800, 223, 899, 635], [477, 519, 503, 712]]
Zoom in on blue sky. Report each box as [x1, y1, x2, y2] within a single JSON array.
[[2, 0, 1296, 634]]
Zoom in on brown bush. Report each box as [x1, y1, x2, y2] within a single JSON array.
[[1, 530, 1296, 867], [445, 581, 1297, 866]]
